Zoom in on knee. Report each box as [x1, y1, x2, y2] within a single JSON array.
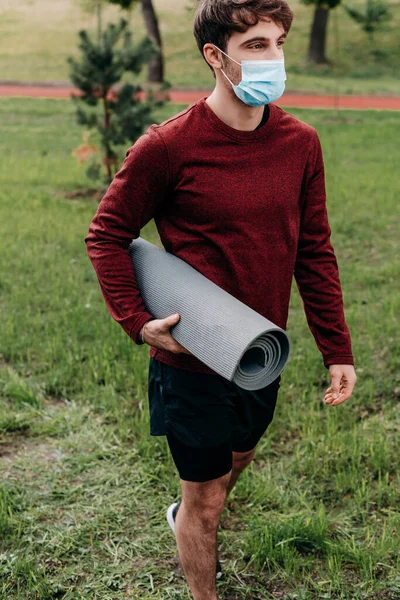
[[186, 484, 228, 530], [232, 448, 256, 471], [197, 496, 227, 530]]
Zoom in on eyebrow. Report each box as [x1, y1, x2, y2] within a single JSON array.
[[239, 34, 287, 46]]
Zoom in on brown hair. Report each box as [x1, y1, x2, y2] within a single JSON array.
[[193, 0, 294, 76]]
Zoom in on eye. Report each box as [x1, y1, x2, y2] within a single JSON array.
[[250, 43, 264, 49]]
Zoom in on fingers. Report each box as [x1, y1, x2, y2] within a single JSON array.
[[324, 384, 343, 403], [325, 391, 348, 406], [324, 383, 354, 406], [163, 337, 187, 354], [329, 371, 342, 403], [324, 365, 357, 407], [164, 327, 192, 355], [331, 379, 356, 405], [179, 346, 194, 356], [159, 314, 194, 355], [170, 340, 192, 355]]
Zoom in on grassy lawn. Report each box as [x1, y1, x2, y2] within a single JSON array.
[[0, 96, 399, 599], [0, 0, 399, 96]]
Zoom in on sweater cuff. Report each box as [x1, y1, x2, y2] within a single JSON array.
[[129, 312, 156, 345], [323, 355, 355, 369]]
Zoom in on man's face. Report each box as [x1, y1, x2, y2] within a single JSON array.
[[220, 18, 286, 87]]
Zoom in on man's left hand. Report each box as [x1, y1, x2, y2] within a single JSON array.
[[324, 364, 357, 406]]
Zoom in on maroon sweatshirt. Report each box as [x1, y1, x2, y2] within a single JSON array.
[[85, 96, 354, 375]]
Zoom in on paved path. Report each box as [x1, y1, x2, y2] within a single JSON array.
[[0, 83, 399, 110]]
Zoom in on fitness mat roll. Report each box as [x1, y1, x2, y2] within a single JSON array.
[[129, 237, 290, 391]]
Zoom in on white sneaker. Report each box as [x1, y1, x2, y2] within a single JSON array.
[[166, 501, 223, 579], [166, 501, 180, 534]]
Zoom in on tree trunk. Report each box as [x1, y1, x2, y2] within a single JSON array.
[[140, 0, 164, 83], [307, 6, 331, 64], [96, 1, 102, 44]]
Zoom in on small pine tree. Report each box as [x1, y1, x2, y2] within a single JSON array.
[[68, 17, 168, 184], [342, 0, 391, 42]]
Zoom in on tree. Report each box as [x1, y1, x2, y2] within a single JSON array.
[[68, 18, 166, 183], [76, 0, 106, 42], [140, 0, 165, 84], [77, 0, 166, 84], [342, 0, 391, 42], [301, 0, 340, 64], [108, 0, 165, 84]]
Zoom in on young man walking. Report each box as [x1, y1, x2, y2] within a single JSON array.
[[85, 1, 357, 598]]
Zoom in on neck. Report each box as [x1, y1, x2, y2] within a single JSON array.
[[206, 82, 265, 132]]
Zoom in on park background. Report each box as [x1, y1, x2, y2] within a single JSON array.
[[0, 0, 399, 599]]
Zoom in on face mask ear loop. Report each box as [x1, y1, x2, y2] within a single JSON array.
[[220, 68, 236, 87], [212, 45, 241, 87], [212, 44, 242, 66]]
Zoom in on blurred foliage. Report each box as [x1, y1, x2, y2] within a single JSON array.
[[67, 17, 167, 184], [342, 0, 392, 40]]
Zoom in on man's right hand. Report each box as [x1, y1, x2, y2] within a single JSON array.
[[140, 313, 193, 355]]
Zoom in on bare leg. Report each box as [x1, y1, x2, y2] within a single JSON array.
[[174, 470, 231, 600], [226, 447, 256, 497]]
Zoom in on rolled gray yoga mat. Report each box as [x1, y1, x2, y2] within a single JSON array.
[[129, 237, 291, 391]]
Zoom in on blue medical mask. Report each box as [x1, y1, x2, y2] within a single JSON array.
[[213, 45, 287, 107]]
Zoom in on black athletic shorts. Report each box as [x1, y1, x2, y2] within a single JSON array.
[[147, 357, 282, 482]]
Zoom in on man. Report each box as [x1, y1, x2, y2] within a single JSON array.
[[85, 1, 357, 598]]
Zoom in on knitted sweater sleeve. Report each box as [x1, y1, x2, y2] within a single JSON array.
[[294, 131, 354, 369], [84, 126, 169, 344]]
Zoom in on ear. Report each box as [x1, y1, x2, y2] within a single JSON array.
[[203, 43, 223, 72]]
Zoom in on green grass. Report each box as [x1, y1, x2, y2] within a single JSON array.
[[0, 96, 399, 599], [0, 0, 399, 95]]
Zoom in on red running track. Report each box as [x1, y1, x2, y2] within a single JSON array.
[[0, 84, 399, 110]]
